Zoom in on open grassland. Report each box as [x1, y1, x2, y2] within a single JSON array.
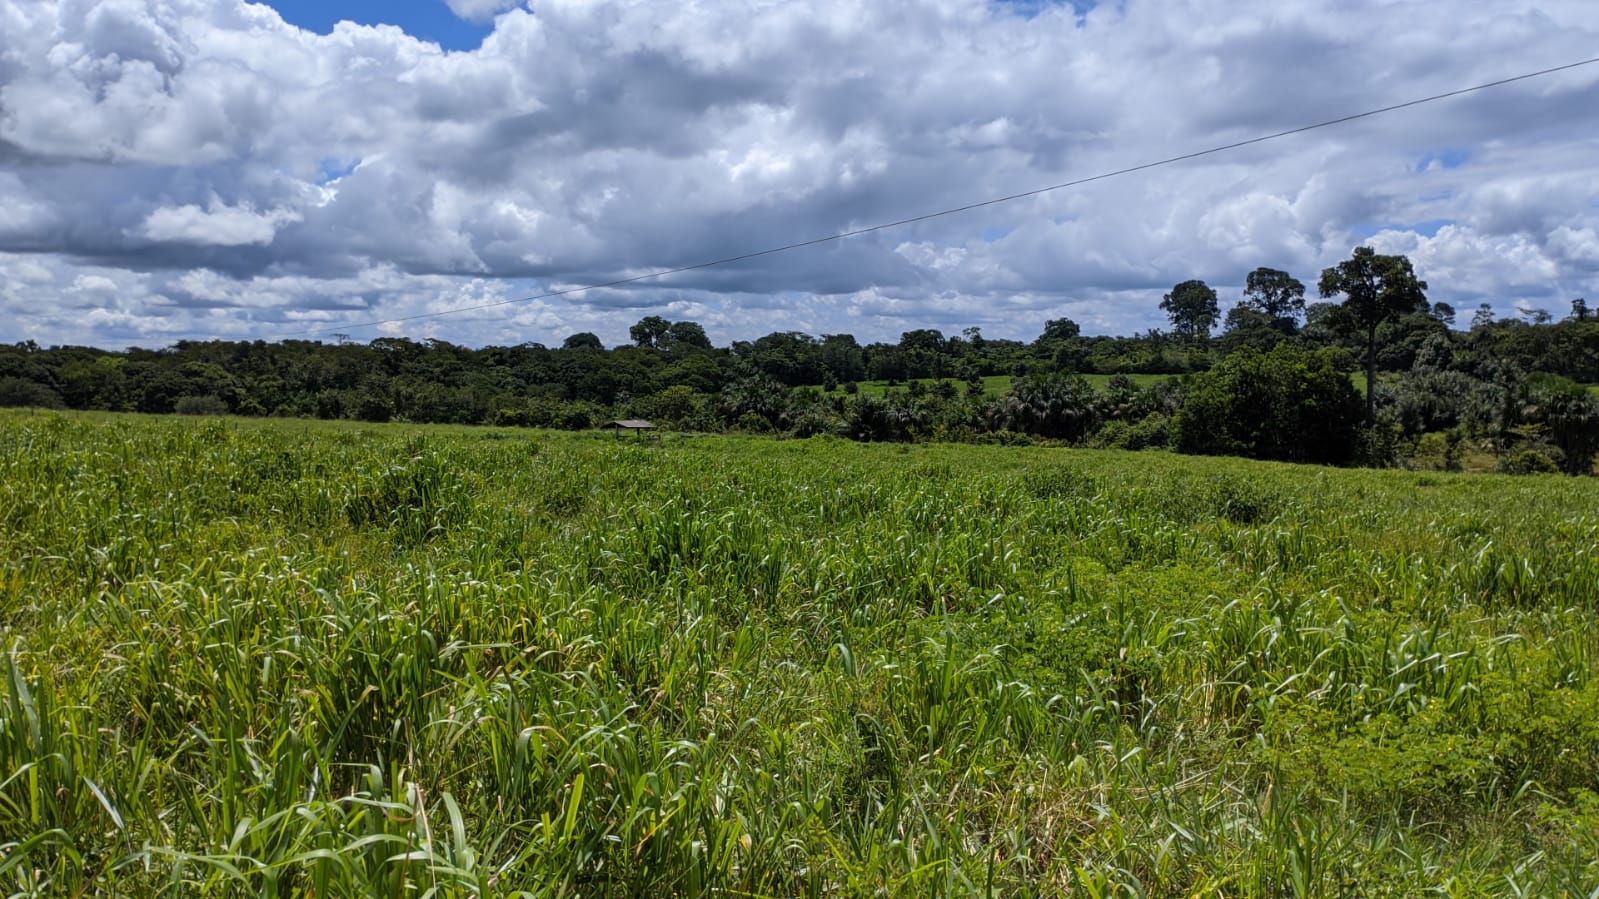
[[3, 411, 1598, 897], [1078, 373, 1172, 391], [853, 375, 1018, 398]]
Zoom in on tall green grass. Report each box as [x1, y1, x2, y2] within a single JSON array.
[[2, 411, 1597, 896]]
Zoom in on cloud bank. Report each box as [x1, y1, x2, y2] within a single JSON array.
[[1, 0, 1596, 348]]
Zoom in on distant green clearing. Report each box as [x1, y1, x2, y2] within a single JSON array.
[[1077, 372, 1180, 390], [3, 411, 1597, 895], [851, 374, 1014, 397]]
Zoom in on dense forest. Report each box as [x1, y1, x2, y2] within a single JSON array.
[[4, 249, 1598, 473]]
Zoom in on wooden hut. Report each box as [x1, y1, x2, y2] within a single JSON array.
[[605, 419, 657, 439]]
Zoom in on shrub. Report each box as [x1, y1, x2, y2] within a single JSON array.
[[785, 406, 843, 438], [737, 411, 773, 433], [641, 385, 705, 429], [1092, 412, 1171, 451], [556, 403, 596, 431], [1353, 421, 1405, 469], [1498, 447, 1560, 475], [173, 394, 229, 416], [1409, 429, 1465, 471]]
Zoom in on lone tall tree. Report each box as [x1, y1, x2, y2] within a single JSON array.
[[630, 315, 672, 348], [1160, 280, 1219, 343], [1318, 247, 1428, 425], [1240, 267, 1307, 328]]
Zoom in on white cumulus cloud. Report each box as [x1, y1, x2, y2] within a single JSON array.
[[0, 0, 1595, 348], [139, 202, 302, 246], [443, 0, 522, 24]]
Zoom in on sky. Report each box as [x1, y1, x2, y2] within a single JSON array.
[[1, 0, 1596, 350]]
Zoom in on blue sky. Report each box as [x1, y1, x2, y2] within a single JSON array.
[[260, 0, 1098, 49], [265, 0, 492, 50]]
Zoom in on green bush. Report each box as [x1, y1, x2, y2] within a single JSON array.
[[1497, 447, 1560, 475], [173, 394, 229, 416], [1409, 429, 1465, 471], [1091, 412, 1171, 451]]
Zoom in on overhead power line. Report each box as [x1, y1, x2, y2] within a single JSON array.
[[288, 55, 1599, 340]]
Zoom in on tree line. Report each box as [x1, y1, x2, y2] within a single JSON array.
[[3, 248, 1597, 473]]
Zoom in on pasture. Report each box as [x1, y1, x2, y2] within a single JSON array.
[[1, 411, 1597, 896]]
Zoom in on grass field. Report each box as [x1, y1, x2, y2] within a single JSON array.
[[851, 375, 1016, 398], [3, 411, 1598, 896]]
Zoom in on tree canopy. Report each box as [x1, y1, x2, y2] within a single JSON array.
[[1318, 247, 1428, 423], [1160, 280, 1220, 342], [1240, 267, 1307, 327], [1175, 344, 1361, 465], [5, 248, 1599, 476]]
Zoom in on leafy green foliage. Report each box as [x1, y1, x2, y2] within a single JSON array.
[[173, 394, 229, 416], [2, 260, 1598, 477], [1160, 279, 1221, 342], [989, 371, 1101, 441], [1319, 247, 1430, 424], [1530, 377, 1599, 475], [1241, 266, 1308, 323], [1175, 344, 1362, 463]]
